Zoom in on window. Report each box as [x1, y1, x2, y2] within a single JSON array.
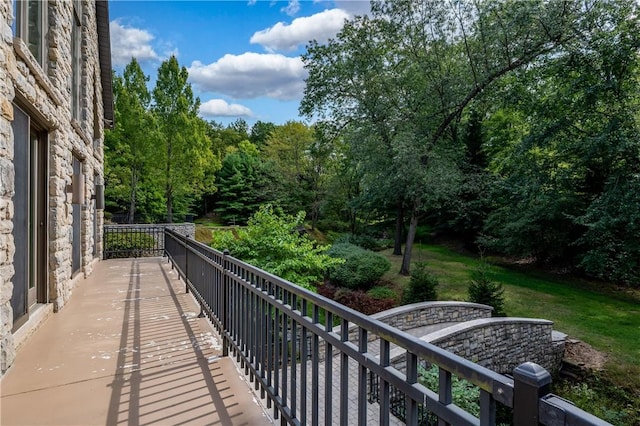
[[14, 0, 47, 67], [71, 0, 83, 120]]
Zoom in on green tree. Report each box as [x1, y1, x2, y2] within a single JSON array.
[[104, 59, 158, 222], [215, 141, 271, 224], [302, 0, 578, 274], [152, 56, 218, 222], [212, 205, 343, 291], [262, 122, 334, 228], [403, 262, 439, 304], [478, 0, 640, 280], [249, 120, 276, 147], [467, 258, 506, 316]]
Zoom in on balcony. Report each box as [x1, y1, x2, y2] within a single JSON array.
[[1, 227, 611, 425], [0, 255, 269, 425]]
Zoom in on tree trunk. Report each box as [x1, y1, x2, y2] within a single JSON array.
[[166, 188, 173, 223], [128, 169, 138, 224], [393, 201, 404, 255], [166, 139, 172, 223], [400, 204, 419, 276], [349, 210, 357, 234], [311, 199, 319, 231]]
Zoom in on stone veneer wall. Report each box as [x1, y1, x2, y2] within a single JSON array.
[[344, 301, 493, 343], [159, 223, 196, 239], [1, 1, 106, 374], [371, 301, 493, 331], [390, 318, 561, 375], [0, 0, 16, 374]]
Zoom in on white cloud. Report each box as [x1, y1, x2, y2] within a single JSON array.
[[188, 53, 307, 101], [250, 8, 351, 52], [281, 0, 301, 16], [110, 20, 159, 66], [200, 99, 253, 118]]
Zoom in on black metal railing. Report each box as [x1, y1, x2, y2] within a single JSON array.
[[103, 225, 164, 259], [160, 228, 610, 426]]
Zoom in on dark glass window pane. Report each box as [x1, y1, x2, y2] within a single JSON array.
[[27, 0, 42, 63]]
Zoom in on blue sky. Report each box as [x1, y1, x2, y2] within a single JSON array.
[[109, 1, 371, 126]]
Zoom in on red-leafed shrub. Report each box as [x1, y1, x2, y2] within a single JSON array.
[[318, 284, 395, 315]]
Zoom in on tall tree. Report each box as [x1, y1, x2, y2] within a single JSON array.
[[104, 59, 157, 223], [301, 0, 581, 274], [152, 56, 217, 222], [262, 122, 315, 212], [479, 0, 640, 282], [215, 141, 271, 224], [249, 120, 276, 147]]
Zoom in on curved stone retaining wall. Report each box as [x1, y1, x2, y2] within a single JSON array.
[[370, 301, 493, 331], [390, 318, 561, 374], [343, 301, 493, 343], [318, 302, 494, 361]]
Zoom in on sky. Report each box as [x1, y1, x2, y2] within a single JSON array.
[[108, 0, 371, 127]]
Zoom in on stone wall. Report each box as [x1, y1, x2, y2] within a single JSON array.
[[160, 223, 196, 239], [1, 1, 106, 374], [0, 0, 17, 373], [344, 301, 493, 343], [371, 301, 493, 331], [390, 318, 561, 375]]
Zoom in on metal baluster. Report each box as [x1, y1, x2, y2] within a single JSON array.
[[291, 293, 298, 422], [312, 305, 320, 426], [380, 338, 390, 426], [358, 328, 367, 426], [406, 352, 418, 426], [438, 367, 452, 426], [300, 299, 308, 426], [324, 311, 333, 424], [340, 318, 349, 426]]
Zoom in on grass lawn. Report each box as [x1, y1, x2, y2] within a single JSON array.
[[380, 244, 640, 392]]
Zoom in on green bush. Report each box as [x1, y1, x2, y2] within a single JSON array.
[[467, 258, 506, 316], [326, 243, 391, 291], [367, 286, 398, 301], [333, 233, 392, 251], [403, 262, 438, 304], [211, 205, 342, 291], [104, 232, 155, 258], [419, 364, 480, 418]]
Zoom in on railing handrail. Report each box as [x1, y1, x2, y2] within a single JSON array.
[[162, 228, 611, 426], [164, 229, 514, 401]]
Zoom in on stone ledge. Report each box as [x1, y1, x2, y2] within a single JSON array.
[[370, 301, 493, 322], [13, 38, 64, 107], [423, 317, 554, 343]]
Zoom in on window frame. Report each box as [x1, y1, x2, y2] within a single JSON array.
[[14, 0, 48, 68]]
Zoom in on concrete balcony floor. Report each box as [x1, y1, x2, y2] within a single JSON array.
[[1, 257, 271, 426]]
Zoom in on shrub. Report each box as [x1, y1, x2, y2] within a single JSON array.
[[211, 205, 342, 291], [403, 262, 439, 304], [104, 232, 155, 258], [367, 286, 398, 301], [467, 258, 506, 316], [419, 364, 480, 418], [333, 287, 395, 315], [333, 233, 392, 251], [326, 243, 391, 291]]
